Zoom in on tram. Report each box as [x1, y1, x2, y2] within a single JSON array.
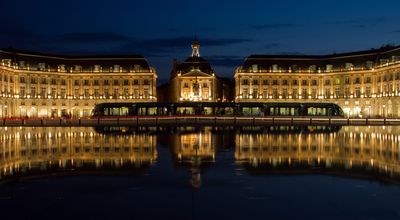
[[91, 102, 344, 117]]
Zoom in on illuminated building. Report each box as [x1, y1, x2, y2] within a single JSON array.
[[235, 46, 400, 117], [169, 41, 220, 102], [0, 49, 157, 118]]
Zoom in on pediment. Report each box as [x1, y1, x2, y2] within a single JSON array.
[[181, 69, 212, 77]]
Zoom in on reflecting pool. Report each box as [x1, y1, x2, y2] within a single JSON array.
[[1, 126, 400, 219]]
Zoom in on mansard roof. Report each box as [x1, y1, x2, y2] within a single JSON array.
[[0, 48, 151, 72], [241, 45, 400, 72]]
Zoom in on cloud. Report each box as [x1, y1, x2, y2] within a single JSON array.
[[264, 43, 280, 49], [121, 36, 252, 57], [55, 32, 131, 44], [330, 16, 388, 27], [251, 23, 296, 30]]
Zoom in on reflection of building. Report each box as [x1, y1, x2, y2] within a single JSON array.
[[0, 49, 157, 118], [169, 128, 217, 188], [235, 46, 400, 117], [170, 128, 216, 161], [169, 41, 220, 102], [235, 126, 400, 179], [0, 127, 157, 179]]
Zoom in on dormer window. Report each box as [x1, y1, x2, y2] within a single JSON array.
[[366, 61, 374, 69], [326, 64, 333, 72], [94, 65, 102, 72], [58, 64, 66, 72], [133, 65, 141, 72], [252, 64, 258, 73], [38, 63, 46, 71], [113, 65, 120, 72], [345, 63, 353, 70], [272, 64, 278, 72], [19, 61, 25, 69], [1, 59, 11, 67], [74, 65, 82, 72]]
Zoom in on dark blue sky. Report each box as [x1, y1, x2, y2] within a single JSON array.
[[1, 0, 400, 80]]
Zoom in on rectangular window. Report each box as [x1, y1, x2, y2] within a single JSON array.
[[311, 89, 317, 98], [263, 88, 268, 98], [84, 80, 89, 86], [345, 87, 350, 98], [104, 80, 109, 85], [20, 87, 25, 97], [252, 88, 258, 98], [366, 87, 371, 97], [282, 88, 288, 98], [94, 88, 99, 98], [113, 80, 119, 86], [124, 88, 129, 97], [335, 87, 340, 98], [74, 88, 79, 97], [51, 88, 56, 98], [74, 80, 80, 86], [302, 80, 307, 86], [302, 88, 308, 99], [273, 88, 278, 99], [123, 80, 129, 86], [252, 79, 258, 85], [242, 79, 249, 85], [143, 79, 150, 85], [84, 88, 90, 98], [30, 87, 36, 97], [292, 88, 298, 99], [325, 88, 330, 98], [262, 80, 269, 85], [133, 79, 139, 85], [325, 79, 330, 85], [311, 80, 317, 86], [61, 88, 66, 98], [41, 87, 46, 98]]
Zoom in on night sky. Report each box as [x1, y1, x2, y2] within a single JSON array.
[[1, 0, 400, 81]]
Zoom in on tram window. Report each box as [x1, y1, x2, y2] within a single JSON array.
[[177, 107, 194, 115], [148, 107, 157, 115], [203, 107, 213, 115], [110, 107, 128, 116], [307, 107, 327, 116], [139, 108, 147, 115], [242, 107, 252, 116]]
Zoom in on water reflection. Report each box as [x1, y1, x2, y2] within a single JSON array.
[[236, 126, 400, 182], [2, 126, 400, 185], [0, 127, 157, 180]]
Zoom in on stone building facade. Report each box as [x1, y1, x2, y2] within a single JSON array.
[[0, 49, 157, 118], [234, 46, 400, 117]]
